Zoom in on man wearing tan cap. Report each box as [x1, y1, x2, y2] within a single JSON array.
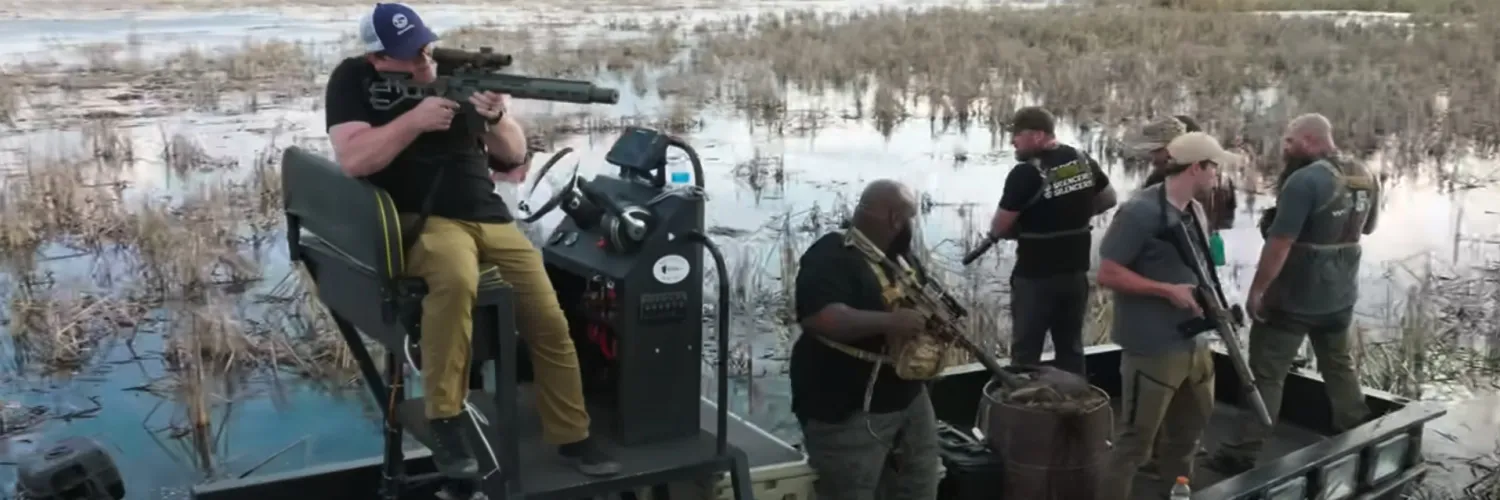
[[1096, 132, 1240, 499], [1126, 117, 1228, 478]]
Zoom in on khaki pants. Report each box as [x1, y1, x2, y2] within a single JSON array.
[[1100, 346, 1214, 500], [407, 216, 591, 445], [1218, 308, 1370, 460]]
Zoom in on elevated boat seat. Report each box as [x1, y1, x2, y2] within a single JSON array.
[[281, 145, 526, 498], [281, 146, 515, 352]]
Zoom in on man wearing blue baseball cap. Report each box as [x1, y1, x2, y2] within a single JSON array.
[[323, 2, 620, 481]]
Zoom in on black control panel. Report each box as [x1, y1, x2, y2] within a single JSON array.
[[638, 291, 690, 324], [540, 147, 707, 445]]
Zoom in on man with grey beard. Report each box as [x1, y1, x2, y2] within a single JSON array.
[[1208, 113, 1376, 474]]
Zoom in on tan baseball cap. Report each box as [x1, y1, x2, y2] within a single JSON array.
[[1167, 132, 1243, 167], [1127, 117, 1187, 153]]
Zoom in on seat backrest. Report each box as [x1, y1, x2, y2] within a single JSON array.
[[282, 146, 406, 280]]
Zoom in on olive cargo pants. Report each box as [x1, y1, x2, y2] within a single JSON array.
[[799, 388, 940, 500], [1217, 308, 1370, 461], [1100, 346, 1215, 500], [407, 216, 591, 445]]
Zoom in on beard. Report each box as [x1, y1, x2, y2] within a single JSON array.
[[1276, 152, 1318, 189], [887, 224, 913, 256]]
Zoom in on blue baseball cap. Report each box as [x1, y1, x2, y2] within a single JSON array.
[[358, 3, 439, 59]]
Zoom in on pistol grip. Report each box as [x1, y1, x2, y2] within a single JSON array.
[[457, 101, 486, 134]]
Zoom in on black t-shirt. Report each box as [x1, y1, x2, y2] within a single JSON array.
[[324, 57, 512, 223], [998, 144, 1110, 278], [789, 232, 923, 424]]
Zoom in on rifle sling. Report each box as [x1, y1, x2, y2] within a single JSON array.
[[401, 168, 447, 254], [1158, 187, 1232, 310]]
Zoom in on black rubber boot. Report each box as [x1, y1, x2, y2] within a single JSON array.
[[558, 436, 621, 477], [429, 416, 480, 479]]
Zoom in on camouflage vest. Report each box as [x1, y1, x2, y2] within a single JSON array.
[[814, 228, 954, 381], [1266, 155, 1377, 315]]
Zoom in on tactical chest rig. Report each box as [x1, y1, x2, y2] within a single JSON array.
[[816, 228, 959, 382], [961, 153, 1099, 265], [1259, 154, 1377, 245], [1014, 154, 1097, 241], [1295, 155, 1378, 249]]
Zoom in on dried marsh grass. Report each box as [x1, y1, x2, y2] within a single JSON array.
[[0, 132, 310, 383], [3, 38, 325, 122], [1168, 0, 1492, 14], [122, 184, 261, 302], [0, 152, 129, 255], [162, 131, 236, 176], [690, 8, 1500, 177], [4, 286, 141, 371], [0, 71, 19, 127], [1353, 260, 1500, 398]]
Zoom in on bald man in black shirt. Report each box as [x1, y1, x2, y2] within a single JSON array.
[[791, 179, 940, 500]]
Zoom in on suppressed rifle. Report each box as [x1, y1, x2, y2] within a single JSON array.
[[961, 235, 999, 266], [1169, 203, 1274, 427], [380, 46, 621, 132]]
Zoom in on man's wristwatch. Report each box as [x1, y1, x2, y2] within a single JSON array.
[[486, 109, 505, 126]]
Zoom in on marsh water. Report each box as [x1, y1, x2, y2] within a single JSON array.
[[0, 1, 1497, 497]]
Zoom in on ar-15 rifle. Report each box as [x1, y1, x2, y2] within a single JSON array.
[[1169, 204, 1274, 427], [381, 46, 621, 132]]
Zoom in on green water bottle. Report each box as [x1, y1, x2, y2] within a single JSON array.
[[1209, 231, 1226, 267]]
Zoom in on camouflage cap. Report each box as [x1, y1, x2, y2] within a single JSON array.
[[1127, 117, 1188, 154]]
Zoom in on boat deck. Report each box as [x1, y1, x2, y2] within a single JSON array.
[[191, 384, 801, 500], [1125, 402, 1324, 497], [395, 385, 800, 499]]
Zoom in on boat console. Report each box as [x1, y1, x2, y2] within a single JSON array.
[[188, 126, 755, 500]]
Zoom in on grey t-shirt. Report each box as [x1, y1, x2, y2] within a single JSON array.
[[1264, 160, 1379, 315], [1098, 184, 1210, 356]]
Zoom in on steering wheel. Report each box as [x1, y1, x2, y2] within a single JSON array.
[[519, 147, 581, 224]]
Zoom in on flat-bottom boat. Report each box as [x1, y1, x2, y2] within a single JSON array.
[[190, 344, 1442, 500], [182, 138, 1442, 500]]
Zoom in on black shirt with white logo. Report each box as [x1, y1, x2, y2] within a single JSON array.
[[323, 57, 512, 223], [789, 232, 923, 424], [997, 144, 1110, 278]]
